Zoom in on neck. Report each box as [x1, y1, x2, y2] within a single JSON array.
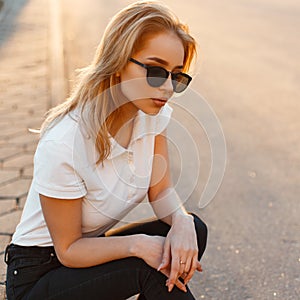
[[108, 101, 138, 138]]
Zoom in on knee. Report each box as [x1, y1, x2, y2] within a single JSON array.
[[189, 213, 208, 259], [191, 213, 208, 239]]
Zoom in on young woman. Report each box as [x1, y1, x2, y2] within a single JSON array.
[[5, 1, 207, 299]]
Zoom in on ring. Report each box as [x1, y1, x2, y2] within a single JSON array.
[[180, 260, 186, 264]]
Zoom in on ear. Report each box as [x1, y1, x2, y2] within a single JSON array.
[[115, 72, 121, 77]]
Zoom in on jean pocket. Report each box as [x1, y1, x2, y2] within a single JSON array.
[[10, 255, 60, 286], [7, 254, 61, 299]]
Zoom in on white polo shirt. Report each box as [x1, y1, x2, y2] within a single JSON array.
[[12, 104, 173, 246]]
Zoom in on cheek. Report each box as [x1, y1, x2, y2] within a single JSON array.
[[120, 68, 153, 101]]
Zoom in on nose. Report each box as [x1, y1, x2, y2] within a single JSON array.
[[159, 74, 174, 94]]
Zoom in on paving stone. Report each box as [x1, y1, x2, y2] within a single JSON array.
[[0, 200, 18, 217], [0, 128, 26, 139], [0, 143, 20, 150], [0, 178, 31, 200], [0, 0, 64, 297], [0, 147, 23, 163], [0, 109, 10, 116], [1, 9, 54, 298], [23, 143, 38, 153], [0, 284, 6, 300], [21, 165, 33, 178], [0, 170, 19, 186], [0, 236, 10, 253], [0, 118, 44, 131], [0, 210, 22, 235], [2, 133, 39, 146], [6, 104, 47, 116], [0, 251, 8, 294], [2, 153, 33, 170]]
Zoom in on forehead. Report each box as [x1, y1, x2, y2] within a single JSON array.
[[135, 32, 185, 66]]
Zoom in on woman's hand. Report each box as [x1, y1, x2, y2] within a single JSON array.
[[136, 235, 188, 293], [136, 235, 165, 270], [158, 214, 202, 292]]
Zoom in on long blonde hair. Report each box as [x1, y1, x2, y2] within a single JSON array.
[[40, 0, 197, 164]]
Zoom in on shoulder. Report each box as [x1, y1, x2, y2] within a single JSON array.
[[36, 110, 92, 165], [41, 111, 83, 144]]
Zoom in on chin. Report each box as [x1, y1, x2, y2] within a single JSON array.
[[132, 98, 165, 115], [140, 106, 161, 115]]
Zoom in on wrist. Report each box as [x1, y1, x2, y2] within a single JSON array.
[[129, 234, 146, 258], [171, 210, 193, 225]]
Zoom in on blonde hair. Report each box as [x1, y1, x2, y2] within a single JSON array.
[[40, 0, 197, 164]]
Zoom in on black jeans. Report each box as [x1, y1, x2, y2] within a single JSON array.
[[5, 214, 207, 300]]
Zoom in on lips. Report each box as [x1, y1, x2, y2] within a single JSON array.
[[151, 98, 168, 107], [151, 98, 167, 103]]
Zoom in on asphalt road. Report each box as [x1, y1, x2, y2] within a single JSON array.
[[60, 0, 300, 299]]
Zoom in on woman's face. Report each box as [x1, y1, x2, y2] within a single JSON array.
[[119, 31, 185, 115]]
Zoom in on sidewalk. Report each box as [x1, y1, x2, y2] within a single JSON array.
[[0, 1, 139, 299], [0, 0, 50, 297]]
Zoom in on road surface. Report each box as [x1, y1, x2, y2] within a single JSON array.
[[60, 0, 300, 299]]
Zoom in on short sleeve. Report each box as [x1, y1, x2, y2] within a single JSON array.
[[155, 103, 173, 135], [33, 140, 87, 199]]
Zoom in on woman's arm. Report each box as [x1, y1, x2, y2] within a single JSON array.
[[40, 194, 141, 268], [148, 132, 201, 292], [148, 132, 190, 224], [40, 194, 187, 290]]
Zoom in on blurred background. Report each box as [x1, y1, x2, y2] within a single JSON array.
[[0, 0, 299, 299]]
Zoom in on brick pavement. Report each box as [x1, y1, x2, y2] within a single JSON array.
[[0, 1, 139, 299], [0, 0, 49, 297]]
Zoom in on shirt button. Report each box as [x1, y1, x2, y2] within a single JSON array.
[[13, 270, 18, 275], [50, 253, 55, 257], [128, 152, 133, 162]]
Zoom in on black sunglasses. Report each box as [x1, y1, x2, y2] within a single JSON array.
[[129, 58, 192, 93]]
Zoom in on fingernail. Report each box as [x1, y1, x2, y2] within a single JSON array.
[[168, 284, 174, 292]]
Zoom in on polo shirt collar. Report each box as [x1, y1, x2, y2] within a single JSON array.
[[107, 110, 157, 160]]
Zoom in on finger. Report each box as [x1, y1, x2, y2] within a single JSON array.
[[166, 278, 187, 293], [174, 278, 187, 293], [183, 257, 198, 285], [158, 238, 171, 271], [180, 272, 188, 280], [183, 256, 192, 274], [179, 257, 187, 275], [196, 261, 202, 272], [168, 255, 180, 292]]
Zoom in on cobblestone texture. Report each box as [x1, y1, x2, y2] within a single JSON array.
[[0, 2, 138, 299], [0, 0, 49, 297]]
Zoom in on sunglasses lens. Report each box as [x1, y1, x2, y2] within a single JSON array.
[[146, 67, 168, 87], [145, 65, 192, 93], [172, 73, 191, 93]]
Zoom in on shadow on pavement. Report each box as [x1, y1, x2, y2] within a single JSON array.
[[0, 0, 28, 48]]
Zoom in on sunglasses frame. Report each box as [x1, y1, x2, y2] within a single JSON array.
[[129, 58, 192, 93]]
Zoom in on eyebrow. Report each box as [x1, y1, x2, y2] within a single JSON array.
[[146, 57, 184, 69]]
